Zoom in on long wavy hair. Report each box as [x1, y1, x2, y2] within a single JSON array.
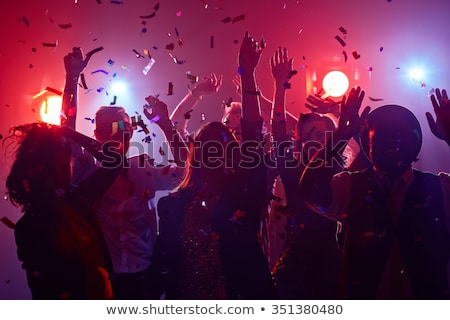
[[5, 122, 71, 211], [174, 121, 238, 192]]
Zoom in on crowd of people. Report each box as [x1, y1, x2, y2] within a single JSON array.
[[5, 31, 450, 300]]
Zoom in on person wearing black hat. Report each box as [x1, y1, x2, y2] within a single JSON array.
[[299, 87, 450, 299]]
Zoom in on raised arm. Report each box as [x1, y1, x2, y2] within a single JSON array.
[[298, 87, 369, 212], [62, 47, 91, 130], [427, 88, 450, 146], [270, 47, 294, 142], [239, 32, 264, 126], [144, 96, 188, 166], [169, 73, 223, 140]]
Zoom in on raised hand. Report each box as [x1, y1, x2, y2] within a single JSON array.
[[64, 47, 91, 78], [427, 88, 450, 145], [144, 96, 170, 124], [337, 86, 370, 139], [238, 32, 264, 74], [270, 47, 293, 85], [305, 94, 340, 116], [191, 73, 223, 98]]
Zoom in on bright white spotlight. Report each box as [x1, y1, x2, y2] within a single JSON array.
[[322, 70, 349, 98], [40, 96, 62, 125], [409, 69, 424, 83], [111, 81, 127, 94]]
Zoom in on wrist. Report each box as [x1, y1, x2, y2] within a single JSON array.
[[190, 91, 202, 100]]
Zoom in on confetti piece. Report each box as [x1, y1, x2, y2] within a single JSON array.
[[154, 3, 160, 10], [166, 43, 175, 50], [22, 16, 30, 27], [335, 35, 346, 47], [110, 0, 124, 4], [110, 95, 117, 105], [338, 26, 347, 35], [342, 50, 348, 62], [1, 217, 15, 229], [237, 66, 244, 75], [86, 46, 104, 58], [141, 27, 147, 33], [201, 113, 206, 122], [210, 35, 214, 48], [96, 0, 101, 3], [142, 136, 152, 143], [107, 59, 114, 68], [368, 66, 373, 72], [379, 47, 384, 52], [351, 50, 361, 59], [168, 53, 186, 64], [143, 58, 156, 75], [133, 49, 144, 58], [58, 23, 72, 29], [80, 73, 88, 89], [175, 27, 179, 37], [140, 12, 156, 19], [150, 115, 160, 123], [233, 39, 239, 44], [369, 97, 384, 101], [221, 17, 232, 23], [178, 38, 184, 47], [84, 117, 95, 123], [184, 109, 193, 119], [232, 14, 245, 24], [45, 87, 62, 96], [42, 41, 58, 47], [159, 146, 166, 156], [91, 69, 109, 75], [176, 11, 182, 17], [168, 82, 174, 95], [186, 71, 198, 84]]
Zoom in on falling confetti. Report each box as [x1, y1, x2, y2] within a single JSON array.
[[176, 11, 182, 17], [58, 23, 72, 29], [335, 35, 346, 47], [110, 95, 117, 105], [143, 58, 156, 75], [339, 26, 347, 35], [21, 16, 30, 27], [368, 97, 384, 101], [91, 69, 109, 75], [42, 41, 58, 47], [231, 14, 245, 24], [186, 71, 198, 84], [351, 50, 361, 59], [210, 35, 214, 48], [85, 46, 104, 58], [168, 82, 174, 95], [80, 73, 88, 89], [45, 87, 63, 96], [166, 43, 175, 50]]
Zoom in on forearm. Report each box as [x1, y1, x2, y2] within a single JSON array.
[[271, 82, 288, 142], [169, 92, 201, 139], [62, 75, 79, 129], [157, 120, 188, 166], [240, 72, 261, 122]]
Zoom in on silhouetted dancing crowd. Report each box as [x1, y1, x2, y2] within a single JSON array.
[[5, 32, 450, 300]]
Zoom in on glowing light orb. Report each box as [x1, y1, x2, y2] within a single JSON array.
[[322, 70, 349, 97], [111, 81, 127, 94], [409, 69, 424, 83], [40, 96, 62, 125]]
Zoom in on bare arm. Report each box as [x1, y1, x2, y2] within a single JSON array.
[[169, 73, 223, 140]]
